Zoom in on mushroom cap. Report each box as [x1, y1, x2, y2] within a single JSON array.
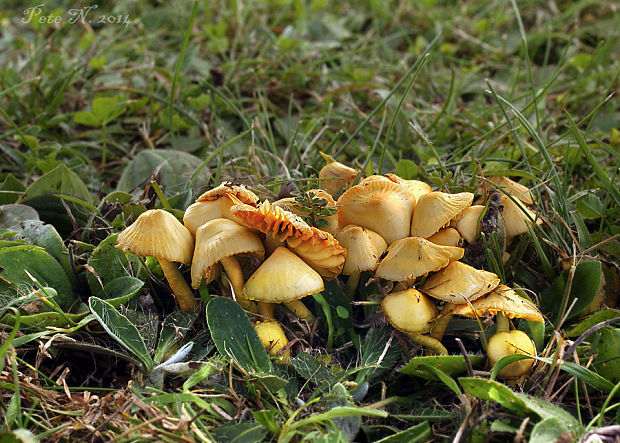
[[411, 191, 474, 239], [195, 182, 259, 205], [501, 195, 541, 238], [421, 261, 500, 304], [190, 218, 265, 289], [455, 205, 485, 244], [335, 225, 387, 275], [254, 320, 291, 364], [183, 200, 223, 236], [487, 177, 534, 205], [318, 153, 358, 196], [428, 227, 461, 247], [232, 200, 313, 242], [232, 200, 346, 279], [375, 236, 457, 282], [487, 330, 536, 378], [285, 228, 347, 280], [384, 173, 432, 203], [452, 284, 544, 322], [272, 189, 339, 235], [337, 177, 416, 245], [116, 209, 194, 265], [381, 289, 437, 334], [243, 247, 324, 303]]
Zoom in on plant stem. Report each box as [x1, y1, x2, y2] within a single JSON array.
[[159, 259, 197, 311]]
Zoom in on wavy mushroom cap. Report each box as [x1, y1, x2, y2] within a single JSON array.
[[272, 189, 339, 235], [183, 200, 223, 236], [318, 152, 358, 196], [232, 200, 313, 242], [116, 209, 194, 265], [382, 289, 437, 334], [384, 173, 432, 203], [452, 284, 544, 322], [337, 178, 416, 245], [376, 237, 458, 282], [421, 261, 500, 304], [335, 225, 387, 275], [427, 227, 461, 247], [411, 191, 474, 239], [501, 195, 542, 239], [243, 247, 324, 303], [455, 205, 485, 244], [487, 176, 534, 205], [285, 227, 347, 279], [195, 182, 259, 205], [191, 218, 265, 289]]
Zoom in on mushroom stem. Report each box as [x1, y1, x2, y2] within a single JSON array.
[[496, 312, 510, 332], [284, 300, 315, 322], [430, 303, 456, 341], [159, 259, 198, 311], [220, 256, 257, 313], [407, 333, 448, 356], [345, 272, 360, 300], [258, 302, 275, 319]]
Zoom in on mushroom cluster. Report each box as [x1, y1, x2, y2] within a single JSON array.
[[113, 157, 545, 375]]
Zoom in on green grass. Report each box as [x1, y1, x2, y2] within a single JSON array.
[[1, 0, 619, 441]]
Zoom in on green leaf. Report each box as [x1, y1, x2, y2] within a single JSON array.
[[567, 309, 620, 337], [154, 310, 198, 364], [459, 377, 527, 415], [206, 297, 272, 374], [10, 220, 72, 282], [116, 150, 211, 194], [541, 261, 602, 321], [291, 352, 333, 388], [356, 326, 401, 384], [394, 159, 419, 179], [253, 410, 280, 434], [400, 355, 485, 380], [0, 204, 39, 229], [92, 96, 126, 123], [576, 193, 603, 219], [73, 111, 101, 127], [88, 296, 154, 372], [0, 174, 25, 205], [214, 423, 268, 443], [86, 234, 142, 299], [3, 309, 87, 329], [24, 163, 91, 202], [374, 422, 431, 443], [0, 245, 74, 308], [530, 417, 573, 443], [594, 327, 620, 383], [103, 277, 144, 307], [288, 406, 387, 432], [416, 364, 462, 396]]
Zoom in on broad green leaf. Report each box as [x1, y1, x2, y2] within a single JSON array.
[[0, 204, 39, 229], [206, 297, 272, 374], [73, 111, 101, 127], [541, 261, 602, 321], [254, 373, 289, 392], [356, 326, 401, 384], [575, 193, 603, 219], [0, 174, 25, 205], [103, 276, 144, 307], [2, 310, 87, 329], [10, 220, 72, 281], [292, 352, 333, 388], [0, 245, 74, 308], [459, 377, 527, 415], [116, 150, 211, 194], [416, 364, 462, 396], [394, 159, 418, 179], [374, 422, 431, 443], [253, 410, 280, 434], [92, 96, 126, 123], [214, 423, 268, 443], [86, 234, 142, 299], [88, 296, 154, 372], [24, 163, 91, 202], [530, 417, 574, 443], [594, 327, 620, 383], [567, 309, 620, 337], [400, 355, 484, 380], [288, 406, 387, 432], [20, 195, 90, 238]]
